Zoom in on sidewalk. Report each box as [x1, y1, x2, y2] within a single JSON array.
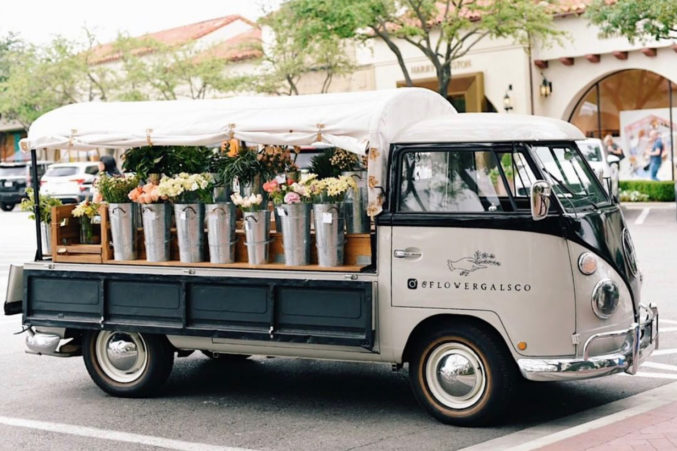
[[462, 381, 677, 451]]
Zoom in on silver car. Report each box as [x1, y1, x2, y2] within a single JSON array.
[[40, 162, 100, 203]]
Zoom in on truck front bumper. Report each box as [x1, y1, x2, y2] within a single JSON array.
[[518, 303, 658, 382]]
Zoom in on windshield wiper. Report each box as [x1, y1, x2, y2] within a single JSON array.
[[541, 167, 598, 210]]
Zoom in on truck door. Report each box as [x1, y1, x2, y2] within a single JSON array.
[[388, 145, 576, 356]]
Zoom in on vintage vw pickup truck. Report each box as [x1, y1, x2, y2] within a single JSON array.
[[4, 89, 658, 425]]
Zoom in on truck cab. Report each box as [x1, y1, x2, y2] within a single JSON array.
[[4, 91, 658, 426]]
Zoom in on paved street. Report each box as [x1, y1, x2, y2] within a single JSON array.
[[1, 203, 676, 450]]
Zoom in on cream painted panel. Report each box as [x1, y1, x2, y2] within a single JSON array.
[[391, 226, 575, 356], [567, 241, 635, 358]]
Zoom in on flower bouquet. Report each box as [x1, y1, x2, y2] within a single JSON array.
[[263, 176, 315, 266], [331, 150, 369, 233], [309, 175, 357, 267], [157, 173, 214, 263], [129, 183, 171, 262], [96, 174, 140, 260], [72, 200, 102, 244], [231, 192, 269, 265]]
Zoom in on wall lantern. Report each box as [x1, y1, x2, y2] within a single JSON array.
[[540, 74, 553, 97], [503, 84, 514, 112]]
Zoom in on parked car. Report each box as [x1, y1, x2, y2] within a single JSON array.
[[39, 162, 100, 203], [577, 138, 618, 198], [0, 161, 52, 211]]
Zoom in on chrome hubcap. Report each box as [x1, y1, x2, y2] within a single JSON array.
[[95, 331, 148, 383], [425, 342, 486, 409]]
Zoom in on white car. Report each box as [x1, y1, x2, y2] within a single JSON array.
[[40, 162, 100, 203], [577, 138, 618, 198]]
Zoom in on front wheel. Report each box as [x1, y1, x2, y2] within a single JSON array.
[[409, 324, 516, 426], [82, 330, 174, 397], [0, 202, 15, 212]]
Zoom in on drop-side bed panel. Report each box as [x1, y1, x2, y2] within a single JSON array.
[[23, 269, 375, 349]]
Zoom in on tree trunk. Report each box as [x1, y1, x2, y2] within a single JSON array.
[[437, 64, 451, 99], [373, 29, 414, 87]]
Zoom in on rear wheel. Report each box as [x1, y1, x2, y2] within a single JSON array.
[[0, 202, 15, 212], [82, 330, 174, 397], [409, 323, 516, 426]]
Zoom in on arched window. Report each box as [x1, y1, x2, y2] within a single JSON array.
[[569, 70, 676, 181]]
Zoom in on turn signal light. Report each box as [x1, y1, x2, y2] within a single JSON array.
[[517, 342, 527, 351], [578, 252, 598, 275]]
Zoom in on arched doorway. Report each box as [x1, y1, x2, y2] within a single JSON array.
[[568, 69, 676, 181]]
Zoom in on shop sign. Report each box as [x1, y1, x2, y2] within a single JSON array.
[[410, 59, 471, 74]]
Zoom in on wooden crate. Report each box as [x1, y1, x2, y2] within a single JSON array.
[[51, 204, 103, 263]]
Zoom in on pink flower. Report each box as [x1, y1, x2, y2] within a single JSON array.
[[93, 192, 103, 203], [284, 192, 301, 204], [263, 180, 279, 193], [128, 186, 143, 202]]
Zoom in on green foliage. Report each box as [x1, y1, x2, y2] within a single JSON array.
[[619, 190, 650, 202], [254, 1, 354, 95], [310, 149, 342, 178], [217, 148, 266, 186], [287, 0, 563, 96], [121, 146, 213, 181], [586, 0, 677, 43], [19, 188, 62, 224], [96, 174, 140, 203], [619, 180, 675, 201]]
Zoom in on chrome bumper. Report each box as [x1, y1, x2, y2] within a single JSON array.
[[518, 303, 658, 381]]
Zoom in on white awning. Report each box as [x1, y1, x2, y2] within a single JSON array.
[[21, 88, 456, 215]]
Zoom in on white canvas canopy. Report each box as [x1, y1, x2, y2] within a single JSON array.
[[21, 88, 455, 216]]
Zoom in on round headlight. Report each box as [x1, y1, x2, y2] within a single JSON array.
[[592, 279, 619, 319], [578, 252, 598, 275]]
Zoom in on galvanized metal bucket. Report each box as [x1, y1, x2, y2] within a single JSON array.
[[206, 203, 237, 264], [108, 203, 137, 261], [41, 222, 51, 256], [313, 203, 345, 267], [277, 203, 311, 266], [174, 203, 205, 263], [243, 210, 270, 265], [141, 203, 172, 262], [342, 170, 370, 234]]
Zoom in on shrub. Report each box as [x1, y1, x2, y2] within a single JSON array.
[[619, 190, 649, 202], [618, 180, 675, 202]]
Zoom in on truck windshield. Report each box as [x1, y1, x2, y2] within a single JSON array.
[[530, 144, 610, 211]]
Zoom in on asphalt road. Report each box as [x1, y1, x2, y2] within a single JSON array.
[[1, 203, 676, 451]]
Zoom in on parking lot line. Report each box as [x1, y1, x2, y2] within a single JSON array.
[[653, 348, 677, 356], [634, 207, 650, 225], [0, 416, 252, 451], [641, 361, 677, 372]]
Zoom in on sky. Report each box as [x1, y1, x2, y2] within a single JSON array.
[[2, 0, 281, 45]]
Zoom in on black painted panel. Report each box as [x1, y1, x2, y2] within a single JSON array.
[[189, 283, 270, 325], [277, 287, 367, 330], [107, 280, 181, 322], [29, 277, 100, 317]]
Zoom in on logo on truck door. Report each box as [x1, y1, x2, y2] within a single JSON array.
[[448, 251, 500, 276]]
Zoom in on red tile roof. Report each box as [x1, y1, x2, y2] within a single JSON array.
[[195, 28, 262, 62], [89, 15, 260, 65]]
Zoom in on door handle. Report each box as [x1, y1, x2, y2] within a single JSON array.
[[394, 249, 422, 259]]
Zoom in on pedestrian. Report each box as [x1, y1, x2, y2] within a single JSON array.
[[648, 130, 664, 181], [98, 155, 121, 176], [603, 135, 623, 160]]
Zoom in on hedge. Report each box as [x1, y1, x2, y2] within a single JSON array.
[[618, 180, 675, 202]]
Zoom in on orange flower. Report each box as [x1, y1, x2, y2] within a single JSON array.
[[227, 139, 240, 157]]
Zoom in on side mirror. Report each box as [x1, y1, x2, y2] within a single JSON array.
[[530, 180, 552, 221]]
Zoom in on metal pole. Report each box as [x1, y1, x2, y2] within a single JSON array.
[[30, 148, 43, 261], [669, 80, 676, 221]]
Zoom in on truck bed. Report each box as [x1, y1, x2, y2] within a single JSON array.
[[22, 262, 377, 350]]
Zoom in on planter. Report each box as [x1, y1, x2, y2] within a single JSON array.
[[243, 210, 270, 265], [141, 203, 172, 262], [342, 170, 370, 234], [206, 203, 237, 264], [79, 216, 95, 244], [313, 203, 345, 267], [174, 203, 205, 263], [277, 203, 311, 266], [108, 203, 137, 260]]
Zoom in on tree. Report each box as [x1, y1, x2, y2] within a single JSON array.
[[254, 2, 354, 95], [586, 0, 677, 43], [111, 35, 249, 101], [288, 0, 563, 97]]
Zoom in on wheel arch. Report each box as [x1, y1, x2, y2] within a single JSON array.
[[400, 313, 517, 365]]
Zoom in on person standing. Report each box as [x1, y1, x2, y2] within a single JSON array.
[[98, 155, 121, 176], [648, 130, 664, 181]]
